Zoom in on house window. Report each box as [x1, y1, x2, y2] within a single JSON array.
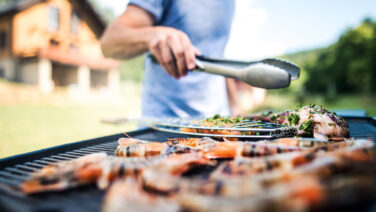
[[49, 39, 59, 47], [71, 11, 80, 34], [0, 31, 6, 49], [70, 44, 78, 52], [49, 6, 60, 31], [0, 67, 4, 78]]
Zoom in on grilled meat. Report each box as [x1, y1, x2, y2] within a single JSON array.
[[253, 105, 350, 139]]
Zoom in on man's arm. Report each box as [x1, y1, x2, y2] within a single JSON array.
[[226, 78, 242, 116], [100, 5, 199, 79]]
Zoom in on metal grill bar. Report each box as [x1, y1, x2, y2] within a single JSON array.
[[14, 165, 38, 172], [51, 155, 71, 161], [34, 160, 50, 165], [61, 152, 83, 157], [0, 176, 20, 186], [24, 162, 44, 169], [0, 171, 27, 181], [43, 158, 62, 163], [4, 168, 30, 176], [72, 150, 94, 155]]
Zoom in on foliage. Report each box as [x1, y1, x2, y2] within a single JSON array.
[[120, 54, 146, 82], [87, 0, 145, 83], [281, 17, 376, 98], [88, 0, 116, 24]]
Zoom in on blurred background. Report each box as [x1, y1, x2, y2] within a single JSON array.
[[0, 0, 375, 158]]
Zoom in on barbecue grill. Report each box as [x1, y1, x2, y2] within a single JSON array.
[[0, 116, 375, 212]]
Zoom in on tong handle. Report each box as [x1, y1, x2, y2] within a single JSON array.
[[150, 54, 297, 89], [195, 56, 291, 89]]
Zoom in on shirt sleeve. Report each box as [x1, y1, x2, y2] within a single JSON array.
[[128, 0, 166, 23]]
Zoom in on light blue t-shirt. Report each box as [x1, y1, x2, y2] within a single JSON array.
[[129, 0, 235, 118]]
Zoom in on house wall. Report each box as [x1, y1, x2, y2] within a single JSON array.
[[1, 0, 119, 94], [19, 60, 39, 85], [0, 58, 15, 79], [52, 63, 78, 87], [90, 70, 108, 88], [0, 14, 12, 58], [0, 15, 15, 79], [12, 0, 104, 60]]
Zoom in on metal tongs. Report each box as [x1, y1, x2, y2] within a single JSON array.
[[193, 55, 300, 89], [151, 54, 300, 89]]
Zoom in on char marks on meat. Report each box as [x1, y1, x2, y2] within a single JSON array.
[[253, 105, 350, 139]]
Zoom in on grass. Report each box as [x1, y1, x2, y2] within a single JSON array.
[[0, 105, 139, 158], [0, 80, 141, 158]]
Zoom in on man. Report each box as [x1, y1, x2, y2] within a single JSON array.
[[101, 0, 240, 118]]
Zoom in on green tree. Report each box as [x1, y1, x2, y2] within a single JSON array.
[[88, 0, 115, 24], [288, 17, 376, 96]]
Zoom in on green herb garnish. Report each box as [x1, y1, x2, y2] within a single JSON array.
[[262, 111, 273, 117], [287, 113, 300, 126], [299, 119, 314, 136]]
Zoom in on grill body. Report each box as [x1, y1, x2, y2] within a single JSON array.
[[0, 117, 375, 212]]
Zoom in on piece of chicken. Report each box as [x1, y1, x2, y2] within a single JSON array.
[[253, 105, 350, 140]]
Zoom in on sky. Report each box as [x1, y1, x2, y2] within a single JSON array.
[[101, 0, 376, 60]]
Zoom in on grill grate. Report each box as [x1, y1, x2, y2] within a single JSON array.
[[151, 117, 297, 139], [0, 117, 375, 212]]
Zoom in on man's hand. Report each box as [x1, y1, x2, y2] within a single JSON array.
[[100, 5, 200, 79], [148, 27, 200, 79]]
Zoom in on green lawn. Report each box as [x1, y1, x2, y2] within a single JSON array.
[[0, 105, 139, 158]]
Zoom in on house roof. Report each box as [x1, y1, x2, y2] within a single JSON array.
[[0, 0, 106, 37]]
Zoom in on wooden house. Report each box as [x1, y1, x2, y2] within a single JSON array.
[[0, 0, 119, 93]]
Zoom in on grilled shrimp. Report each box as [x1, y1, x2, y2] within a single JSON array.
[[115, 142, 168, 157], [199, 144, 376, 198], [117, 137, 147, 147], [166, 137, 218, 147], [176, 176, 323, 212], [22, 153, 107, 194], [177, 173, 376, 212], [116, 137, 218, 157], [102, 179, 179, 212], [211, 151, 315, 178], [239, 142, 302, 157], [201, 141, 303, 159], [270, 137, 370, 152], [141, 153, 216, 194], [21, 153, 166, 194]]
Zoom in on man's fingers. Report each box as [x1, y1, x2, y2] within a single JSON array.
[[159, 39, 179, 78], [148, 27, 199, 79], [149, 39, 174, 77], [167, 36, 187, 77], [180, 34, 197, 70], [193, 46, 201, 56]]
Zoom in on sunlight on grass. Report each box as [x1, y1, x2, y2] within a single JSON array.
[[0, 80, 141, 159], [0, 105, 138, 158]]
